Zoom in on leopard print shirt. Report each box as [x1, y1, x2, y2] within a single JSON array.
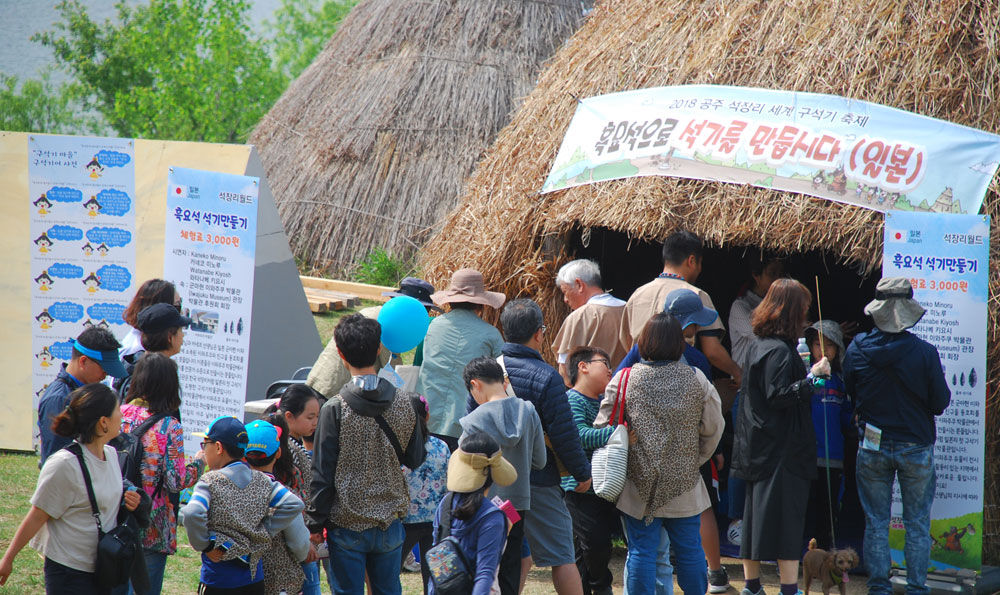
[[331, 390, 416, 531], [203, 469, 275, 579], [624, 361, 704, 521]]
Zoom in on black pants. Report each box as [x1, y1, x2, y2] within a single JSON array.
[[44, 557, 107, 595], [402, 521, 434, 594], [198, 581, 265, 594], [565, 491, 617, 595], [804, 466, 843, 550], [497, 514, 525, 595]]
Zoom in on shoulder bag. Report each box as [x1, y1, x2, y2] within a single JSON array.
[[591, 367, 632, 502], [67, 443, 142, 591]]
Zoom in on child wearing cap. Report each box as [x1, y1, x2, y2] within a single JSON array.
[[181, 416, 305, 595], [37, 326, 126, 464], [244, 419, 314, 595], [429, 433, 517, 595]]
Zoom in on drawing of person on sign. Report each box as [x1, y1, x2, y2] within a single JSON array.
[[34, 271, 54, 292], [82, 272, 101, 293], [85, 155, 104, 179], [34, 233, 53, 253], [81, 242, 94, 256], [83, 196, 102, 217], [35, 309, 54, 330], [33, 194, 52, 215]]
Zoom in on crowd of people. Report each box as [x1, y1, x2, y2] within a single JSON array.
[[0, 230, 953, 595]]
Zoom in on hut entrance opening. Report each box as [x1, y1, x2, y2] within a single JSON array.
[[568, 226, 881, 338]]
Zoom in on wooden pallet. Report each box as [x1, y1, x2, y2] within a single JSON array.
[[300, 276, 394, 313]]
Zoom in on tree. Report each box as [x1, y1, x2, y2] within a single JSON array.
[[0, 73, 75, 134], [268, 0, 358, 81], [35, 0, 286, 143]]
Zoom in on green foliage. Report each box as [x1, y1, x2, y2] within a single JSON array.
[[268, 0, 359, 81], [35, 0, 286, 142], [352, 247, 412, 287], [0, 73, 75, 134]]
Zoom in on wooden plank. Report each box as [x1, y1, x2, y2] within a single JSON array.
[[304, 287, 355, 307], [300, 276, 393, 302], [303, 289, 346, 311], [307, 297, 329, 313]]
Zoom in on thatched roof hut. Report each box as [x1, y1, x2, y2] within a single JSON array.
[[250, 0, 584, 275], [420, 0, 1000, 557]]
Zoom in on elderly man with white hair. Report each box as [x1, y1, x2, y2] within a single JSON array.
[[551, 259, 627, 386]]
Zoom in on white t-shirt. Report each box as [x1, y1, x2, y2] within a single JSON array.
[[31, 443, 122, 572]]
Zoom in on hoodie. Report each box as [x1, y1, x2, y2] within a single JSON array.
[[843, 328, 950, 445], [307, 377, 425, 532], [460, 397, 546, 510]]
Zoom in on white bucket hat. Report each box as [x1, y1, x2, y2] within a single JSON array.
[[864, 277, 925, 333]]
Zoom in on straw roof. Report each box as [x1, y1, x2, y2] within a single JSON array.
[[250, 0, 583, 275], [421, 0, 1000, 558]]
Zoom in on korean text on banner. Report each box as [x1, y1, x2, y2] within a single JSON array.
[[883, 211, 989, 571], [28, 135, 136, 448], [164, 167, 258, 455], [543, 85, 1000, 215]]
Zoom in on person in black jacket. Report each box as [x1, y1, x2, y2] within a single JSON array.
[[843, 277, 950, 595], [731, 279, 830, 595], [468, 298, 590, 595], [306, 314, 425, 595]]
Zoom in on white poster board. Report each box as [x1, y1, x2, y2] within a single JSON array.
[[28, 135, 136, 446], [164, 166, 259, 455], [883, 211, 989, 570]]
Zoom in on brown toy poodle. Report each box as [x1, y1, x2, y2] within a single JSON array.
[[801, 538, 860, 595]]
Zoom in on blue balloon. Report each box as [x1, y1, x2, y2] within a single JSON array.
[[377, 296, 430, 354]]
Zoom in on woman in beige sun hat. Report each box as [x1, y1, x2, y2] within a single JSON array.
[[417, 269, 507, 450]]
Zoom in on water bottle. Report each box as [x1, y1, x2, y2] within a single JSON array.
[[797, 337, 811, 367]]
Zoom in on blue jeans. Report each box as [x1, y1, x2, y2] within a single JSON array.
[[623, 525, 674, 595], [623, 514, 704, 595], [856, 440, 935, 595], [127, 551, 168, 595], [301, 560, 322, 595], [327, 520, 405, 595]]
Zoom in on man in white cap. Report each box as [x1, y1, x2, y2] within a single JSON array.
[[843, 277, 950, 595]]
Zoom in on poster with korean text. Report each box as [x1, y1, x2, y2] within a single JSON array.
[[883, 211, 989, 570], [164, 167, 258, 455], [28, 135, 136, 447], [543, 85, 1000, 214]]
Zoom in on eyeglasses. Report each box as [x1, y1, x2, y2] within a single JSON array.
[[585, 358, 610, 367], [540, 325, 547, 333], [200, 439, 215, 449]]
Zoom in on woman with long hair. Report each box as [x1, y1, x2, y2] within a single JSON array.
[[0, 384, 143, 593], [730, 279, 830, 595], [120, 279, 181, 358], [120, 353, 205, 595], [597, 313, 724, 594]]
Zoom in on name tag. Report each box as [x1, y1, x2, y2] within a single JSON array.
[[862, 423, 883, 452]]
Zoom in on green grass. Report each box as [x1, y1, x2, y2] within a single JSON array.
[[312, 299, 416, 365]]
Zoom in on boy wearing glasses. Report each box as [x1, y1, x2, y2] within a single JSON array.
[[181, 416, 305, 595], [459, 357, 546, 595], [563, 346, 631, 595]]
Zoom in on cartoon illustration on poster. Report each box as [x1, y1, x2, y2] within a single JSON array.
[[28, 135, 135, 448], [543, 85, 1000, 215], [164, 167, 258, 456], [883, 211, 989, 571]]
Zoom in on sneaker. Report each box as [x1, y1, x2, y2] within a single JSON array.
[[403, 550, 420, 572], [708, 567, 730, 593], [739, 589, 765, 595], [727, 519, 742, 546]]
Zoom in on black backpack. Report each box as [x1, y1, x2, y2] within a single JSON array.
[[109, 412, 171, 498]]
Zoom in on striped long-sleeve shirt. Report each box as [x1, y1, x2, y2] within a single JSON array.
[[561, 388, 615, 491]]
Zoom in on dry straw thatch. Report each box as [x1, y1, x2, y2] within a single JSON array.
[[420, 0, 1000, 558], [250, 0, 584, 275]]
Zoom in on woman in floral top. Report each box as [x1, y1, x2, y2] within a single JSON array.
[[120, 353, 205, 595], [401, 395, 450, 594]]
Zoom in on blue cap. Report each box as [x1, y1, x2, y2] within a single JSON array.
[[663, 289, 718, 329], [245, 420, 280, 456], [73, 339, 128, 378], [193, 416, 248, 449]]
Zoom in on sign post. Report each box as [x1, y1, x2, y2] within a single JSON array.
[[883, 211, 989, 571]]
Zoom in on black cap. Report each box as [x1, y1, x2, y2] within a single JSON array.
[[136, 303, 192, 333], [382, 277, 442, 312]]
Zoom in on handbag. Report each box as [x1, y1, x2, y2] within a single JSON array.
[[68, 443, 141, 591], [424, 493, 474, 594], [591, 367, 632, 502]]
